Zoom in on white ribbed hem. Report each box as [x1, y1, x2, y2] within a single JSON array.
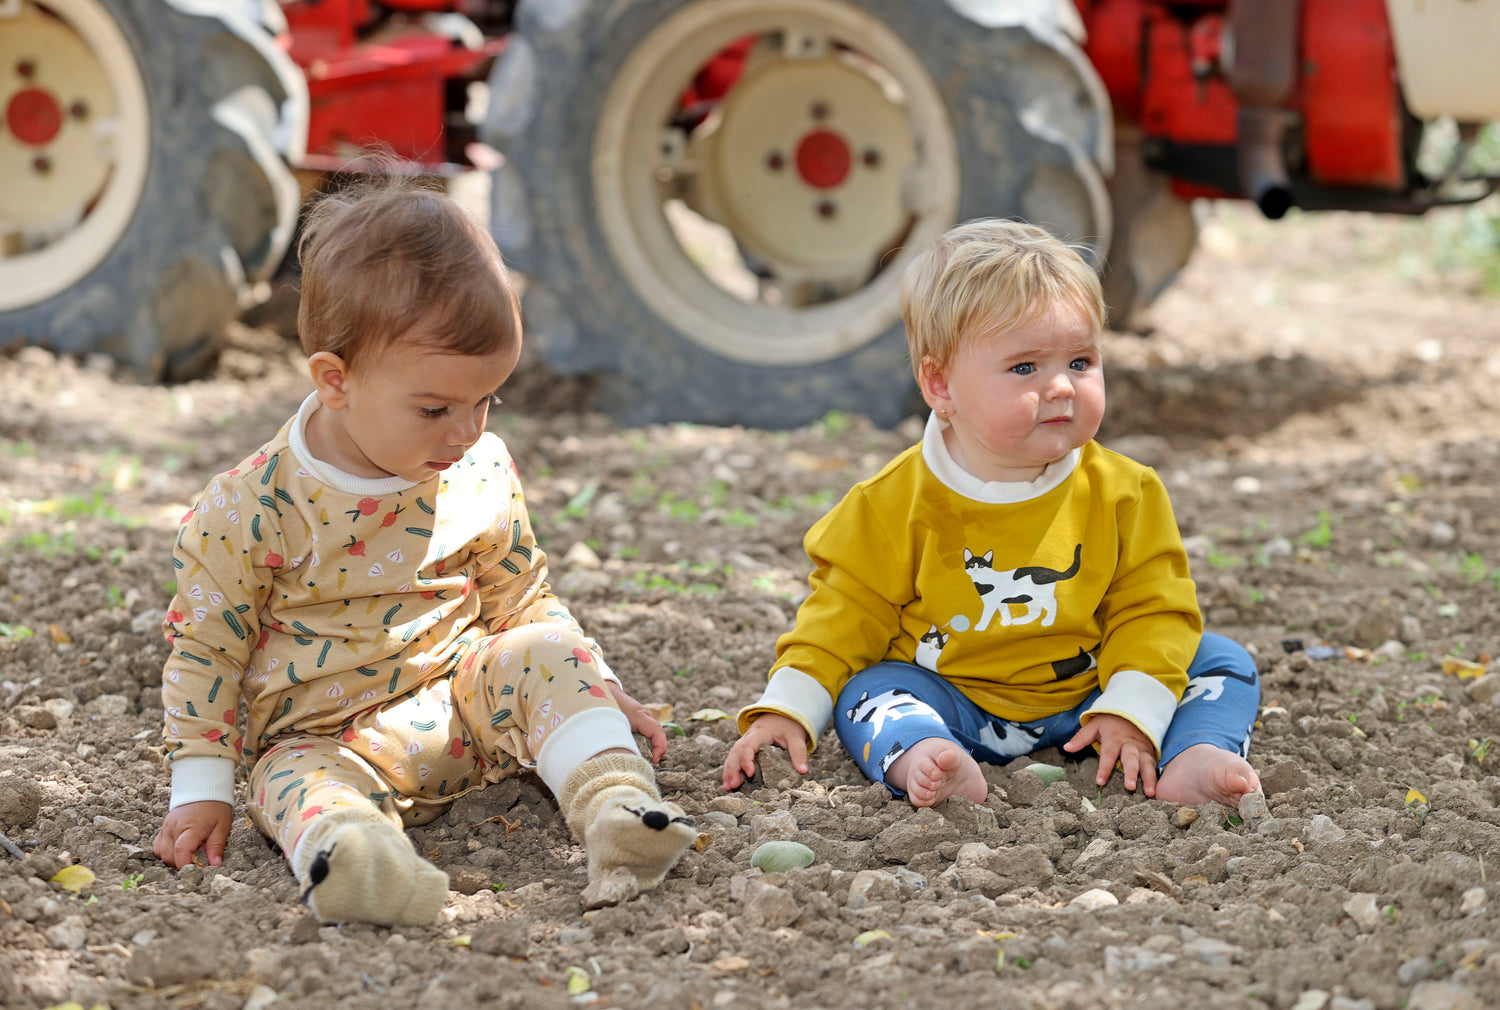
[[736, 667, 833, 746], [534, 707, 636, 797], [1081, 668, 1180, 755], [169, 756, 238, 810], [595, 656, 621, 687]]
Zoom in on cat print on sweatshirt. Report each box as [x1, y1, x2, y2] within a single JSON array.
[[965, 543, 1082, 631]]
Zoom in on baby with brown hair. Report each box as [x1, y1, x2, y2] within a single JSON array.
[[153, 181, 695, 922]]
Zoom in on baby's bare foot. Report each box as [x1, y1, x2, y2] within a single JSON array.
[[886, 738, 988, 808], [1155, 743, 1262, 807]]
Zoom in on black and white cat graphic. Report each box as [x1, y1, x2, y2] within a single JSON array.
[[964, 543, 1083, 630], [913, 625, 949, 671], [844, 687, 932, 737]]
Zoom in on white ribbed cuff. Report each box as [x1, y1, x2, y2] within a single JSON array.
[[736, 667, 834, 743], [169, 756, 238, 810], [534, 706, 636, 797], [1081, 668, 1180, 754]]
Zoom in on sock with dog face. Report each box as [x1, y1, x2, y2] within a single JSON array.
[[558, 752, 696, 893], [291, 809, 449, 925]]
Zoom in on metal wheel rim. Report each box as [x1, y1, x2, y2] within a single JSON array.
[[592, 0, 960, 367], [0, 0, 150, 312]]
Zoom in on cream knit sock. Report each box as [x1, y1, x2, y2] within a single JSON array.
[[291, 810, 449, 926], [558, 753, 696, 890]]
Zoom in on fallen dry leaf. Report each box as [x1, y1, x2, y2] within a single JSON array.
[[1442, 655, 1486, 679], [50, 865, 96, 893]]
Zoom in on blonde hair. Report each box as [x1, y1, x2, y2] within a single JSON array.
[[901, 219, 1104, 377], [296, 178, 521, 371]]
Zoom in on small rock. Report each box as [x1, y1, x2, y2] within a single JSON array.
[[748, 810, 800, 843], [93, 816, 141, 842], [1371, 640, 1405, 661], [581, 866, 638, 909], [1424, 521, 1458, 548], [1465, 674, 1500, 706], [209, 874, 251, 896], [15, 706, 57, 730], [45, 916, 88, 950], [0, 773, 43, 828], [1305, 815, 1346, 844], [1397, 956, 1434, 985], [562, 541, 602, 570], [85, 694, 129, 717], [846, 869, 900, 910], [1175, 807, 1199, 828], [287, 913, 321, 944], [1260, 537, 1294, 562], [1342, 892, 1383, 930], [244, 985, 280, 1010], [1289, 992, 1330, 1010], [1238, 791, 1270, 830], [750, 840, 815, 873], [41, 698, 75, 722], [1231, 475, 1261, 495], [739, 879, 800, 929], [1104, 944, 1178, 978], [1459, 887, 1486, 915], [1069, 888, 1118, 911], [707, 795, 750, 817], [129, 938, 221, 987], [1075, 838, 1113, 865], [1407, 981, 1484, 1010]]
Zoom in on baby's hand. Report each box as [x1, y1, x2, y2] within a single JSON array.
[[153, 800, 233, 869], [606, 682, 668, 763], [1063, 713, 1158, 796], [722, 713, 809, 791]]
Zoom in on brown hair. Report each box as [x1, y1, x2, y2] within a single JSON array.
[[901, 218, 1104, 378], [296, 180, 521, 370]]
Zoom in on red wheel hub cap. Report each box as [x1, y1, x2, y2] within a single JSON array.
[[7, 87, 63, 147], [795, 128, 852, 190]]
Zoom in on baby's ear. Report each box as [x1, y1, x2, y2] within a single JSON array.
[[917, 355, 952, 410], [307, 351, 353, 407]]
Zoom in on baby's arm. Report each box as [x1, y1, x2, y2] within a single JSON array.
[[722, 713, 811, 789], [1063, 712, 1159, 795], [606, 682, 668, 762], [154, 800, 233, 868]]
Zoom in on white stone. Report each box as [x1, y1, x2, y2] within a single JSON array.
[[1342, 892, 1383, 929], [1459, 887, 1486, 915], [1232, 476, 1262, 495], [1289, 992, 1330, 1010], [1076, 838, 1114, 864], [562, 541, 602, 570], [244, 985, 280, 1010], [45, 916, 87, 950], [1069, 887, 1118, 911], [1305, 815, 1346, 843]]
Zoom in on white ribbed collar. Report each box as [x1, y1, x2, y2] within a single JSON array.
[[919, 410, 1080, 504], [286, 392, 422, 496]]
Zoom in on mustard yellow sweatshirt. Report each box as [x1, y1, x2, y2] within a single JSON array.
[[738, 413, 1200, 755]]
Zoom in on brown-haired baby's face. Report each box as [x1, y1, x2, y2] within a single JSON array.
[[324, 336, 519, 482]]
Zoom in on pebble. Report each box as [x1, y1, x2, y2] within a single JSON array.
[[45, 916, 88, 950], [1069, 888, 1118, 911], [1104, 945, 1178, 977], [1459, 887, 1486, 915], [1232, 475, 1262, 495], [1290, 992, 1329, 1010], [1397, 956, 1434, 985], [42, 698, 75, 722], [748, 810, 799, 843], [1182, 937, 1241, 967], [93, 816, 140, 842], [1465, 675, 1500, 706], [562, 541, 602, 570], [85, 694, 129, 717], [1260, 537, 1295, 562], [1342, 892, 1383, 930], [1407, 981, 1484, 1010], [846, 869, 900, 910], [750, 840, 815, 873], [1305, 815, 1346, 843], [244, 986, 280, 1010], [1175, 807, 1198, 827]]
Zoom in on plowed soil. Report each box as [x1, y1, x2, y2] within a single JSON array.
[[3, 203, 1500, 1010]]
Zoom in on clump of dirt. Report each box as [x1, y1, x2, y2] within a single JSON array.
[[2, 204, 1499, 1010]]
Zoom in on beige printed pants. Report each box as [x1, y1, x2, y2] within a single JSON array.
[[245, 623, 619, 857]]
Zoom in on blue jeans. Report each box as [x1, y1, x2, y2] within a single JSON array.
[[832, 632, 1259, 795]]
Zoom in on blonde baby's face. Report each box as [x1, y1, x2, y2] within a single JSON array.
[[921, 301, 1104, 483], [306, 334, 519, 482]]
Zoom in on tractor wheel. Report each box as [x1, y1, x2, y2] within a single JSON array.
[[0, 0, 306, 380], [1100, 122, 1199, 333], [483, 0, 1111, 428]]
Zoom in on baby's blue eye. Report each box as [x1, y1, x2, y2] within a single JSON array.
[[1010, 362, 1035, 376], [1070, 357, 1091, 371]]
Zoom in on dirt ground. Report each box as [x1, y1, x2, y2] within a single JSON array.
[[2, 202, 1500, 1010]]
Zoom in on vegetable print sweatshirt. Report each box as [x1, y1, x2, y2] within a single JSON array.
[[737, 412, 1201, 756], [161, 393, 612, 808]]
